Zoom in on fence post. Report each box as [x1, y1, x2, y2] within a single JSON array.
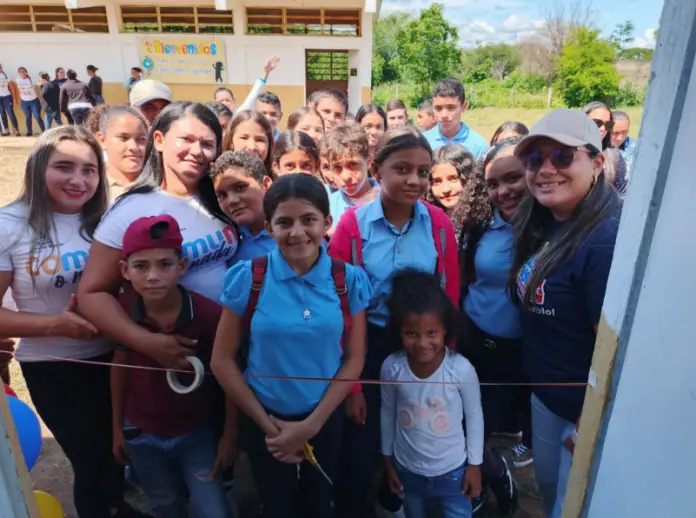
[[510, 87, 515, 105], [469, 85, 475, 107], [547, 87, 553, 108], [395, 83, 399, 100]]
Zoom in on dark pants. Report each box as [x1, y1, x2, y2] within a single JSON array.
[[20, 98, 44, 135], [245, 406, 344, 518], [44, 110, 62, 129], [334, 324, 402, 517], [0, 95, 19, 133], [69, 107, 91, 126], [21, 352, 123, 518]]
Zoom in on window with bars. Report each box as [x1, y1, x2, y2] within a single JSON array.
[[120, 6, 234, 34], [0, 4, 108, 33], [306, 51, 349, 80], [246, 8, 360, 36]]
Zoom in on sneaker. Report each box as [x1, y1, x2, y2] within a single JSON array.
[[488, 453, 518, 515], [374, 503, 406, 518], [25, 133, 32, 137], [510, 442, 534, 468], [492, 428, 523, 440], [1, 132, 9, 137]]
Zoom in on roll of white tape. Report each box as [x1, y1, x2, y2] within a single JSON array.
[[166, 356, 204, 395]]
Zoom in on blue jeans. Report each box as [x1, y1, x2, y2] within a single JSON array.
[[45, 110, 62, 129], [124, 424, 233, 518], [69, 107, 91, 126], [530, 394, 574, 518], [394, 460, 472, 518], [20, 98, 44, 134], [95, 95, 105, 105], [0, 95, 19, 132]]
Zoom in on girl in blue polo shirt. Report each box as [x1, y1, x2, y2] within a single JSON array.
[[211, 150, 275, 264], [511, 110, 621, 518], [212, 174, 371, 518], [330, 127, 460, 518]]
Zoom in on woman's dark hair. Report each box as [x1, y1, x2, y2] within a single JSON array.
[[373, 127, 432, 169], [386, 99, 407, 113], [430, 143, 491, 238], [55, 67, 64, 75], [482, 135, 524, 171], [387, 269, 458, 350], [66, 69, 77, 80], [116, 101, 230, 225], [583, 101, 613, 150], [287, 106, 324, 131], [490, 121, 529, 146], [508, 144, 620, 306], [273, 130, 319, 166], [214, 87, 234, 99], [223, 110, 274, 173], [131, 67, 143, 74], [211, 150, 269, 184], [355, 104, 387, 128], [206, 101, 232, 119], [263, 173, 329, 221]]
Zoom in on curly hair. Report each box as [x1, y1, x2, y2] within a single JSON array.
[[210, 150, 269, 184], [86, 103, 112, 135], [428, 144, 491, 240]]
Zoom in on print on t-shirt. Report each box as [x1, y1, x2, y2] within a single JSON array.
[[398, 396, 452, 435], [516, 243, 555, 316], [26, 238, 89, 288], [180, 225, 237, 272]]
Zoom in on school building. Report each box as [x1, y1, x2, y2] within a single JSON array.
[[0, 0, 382, 126]]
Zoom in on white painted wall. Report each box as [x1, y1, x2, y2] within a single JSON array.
[[0, 0, 373, 108], [584, 1, 696, 516]]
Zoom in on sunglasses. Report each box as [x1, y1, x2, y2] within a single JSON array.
[[592, 119, 614, 131], [522, 147, 590, 173]]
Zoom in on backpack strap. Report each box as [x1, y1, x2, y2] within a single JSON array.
[[424, 201, 447, 291], [331, 258, 352, 337], [242, 256, 268, 332]]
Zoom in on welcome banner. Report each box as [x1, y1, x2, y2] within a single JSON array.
[[138, 37, 226, 84]]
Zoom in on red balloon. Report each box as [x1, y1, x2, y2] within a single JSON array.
[[4, 385, 17, 398]]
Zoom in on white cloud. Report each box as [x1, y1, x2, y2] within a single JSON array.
[[629, 28, 657, 49], [501, 14, 543, 33]]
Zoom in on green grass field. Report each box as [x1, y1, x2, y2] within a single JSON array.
[[461, 107, 643, 143]]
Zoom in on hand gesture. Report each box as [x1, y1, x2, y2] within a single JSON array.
[[50, 294, 99, 340], [265, 417, 314, 458], [345, 391, 367, 425], [462, 465, 482, 498], [210, 434, 238, 479], [150, 333, 197, 370], [262, 56, 281, 78]]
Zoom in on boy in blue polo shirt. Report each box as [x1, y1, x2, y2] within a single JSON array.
[[112, 215, 237, 518], [423, 77, 488, 160]]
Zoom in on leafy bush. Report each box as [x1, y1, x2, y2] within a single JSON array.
[[614, 83, 647, 107], [504, 71, 551, 93]]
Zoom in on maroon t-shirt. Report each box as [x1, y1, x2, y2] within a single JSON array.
[[118, 286, 223, 437]]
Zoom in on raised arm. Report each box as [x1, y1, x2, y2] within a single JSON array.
[[238, 56, 280, 112]]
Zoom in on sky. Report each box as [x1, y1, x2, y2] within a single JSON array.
[[379, 0, 664, 49]]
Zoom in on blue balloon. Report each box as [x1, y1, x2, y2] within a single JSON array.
[[7, 397, 41, 471]]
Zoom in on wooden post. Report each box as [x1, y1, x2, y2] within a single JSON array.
[[546, 87, 553, 108]]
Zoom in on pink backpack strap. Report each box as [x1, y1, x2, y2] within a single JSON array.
[[329, 207, 363, 267], [423, 201, 447, 289], [422, 201, 460, 312]]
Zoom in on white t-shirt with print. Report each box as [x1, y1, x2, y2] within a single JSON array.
[[0, 203, 112, 362], [0, 72, 10, 98], [95, 189, 238, 302], [15, 77, 37, 102]]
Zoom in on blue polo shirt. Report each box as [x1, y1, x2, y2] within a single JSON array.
[[423, 122, 489, 160], [274, 128, 281, 141], [516, 211, 620, 423], [354, 195, 437, 327], [220, 247, 371, 415], [229, 225, 276, 265], [463, 210, 520, 339], [329, 178, 378, 230]]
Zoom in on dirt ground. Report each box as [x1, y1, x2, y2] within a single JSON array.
[[0, 137, 543, 518]]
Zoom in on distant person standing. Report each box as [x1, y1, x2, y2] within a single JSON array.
[[423, 77, 488, 159], [59, 69, 95, 126], [129, 79, 172, 123], [611, 111, 637, 178], [126, 67, 143, 91], [16, 67, 44, 136], [0, 62, 20, 136], [54, 67, 74, 125], [87, 65, 104, 105], [39, 72, 62, 129]]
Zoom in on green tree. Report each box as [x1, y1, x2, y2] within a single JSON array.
[[555, 27, 621, 107], [372, 11, 412, 85], [619, 47, 654, 61], [393, 4, 460, 99], [461, 43, 521, 83], [610, 20, 635, 48]]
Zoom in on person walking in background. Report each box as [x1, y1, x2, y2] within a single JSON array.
[[59, 69, 95, 126], [54, 67, 75, 125], [87, 65, 104, 105], [0, 62, 21, 136], [16, 67, 44, 136], [39, 72, 62, 129], [423, 78, 488, 159], [611, 111, 637, 179]]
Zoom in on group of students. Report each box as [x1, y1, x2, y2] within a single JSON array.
[[0, 62, 105, 136], [0, 69, 626, 518]]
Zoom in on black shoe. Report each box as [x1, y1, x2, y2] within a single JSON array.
[[1, 132, 8, 137], [25, 133, 32, 137], [13, 129, 20, 137], [488, 453, 519, 515]]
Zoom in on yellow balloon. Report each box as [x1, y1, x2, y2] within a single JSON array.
[[33, 491, 65, 518]]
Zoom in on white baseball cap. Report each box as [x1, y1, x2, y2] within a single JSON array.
[[129, 79, 172, 107]]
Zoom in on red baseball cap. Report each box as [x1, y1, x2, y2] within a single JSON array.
[[121, 215, 183, 259]]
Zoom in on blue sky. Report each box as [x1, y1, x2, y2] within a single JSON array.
[[380, 0, 664, 49]]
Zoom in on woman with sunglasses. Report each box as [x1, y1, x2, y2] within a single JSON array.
[[510, 110, 621, 518], [583, 102, 627, 195]]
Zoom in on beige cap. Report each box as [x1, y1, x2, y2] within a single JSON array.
[[515, 109, 603, 156], [129, 79, 172, 107]]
